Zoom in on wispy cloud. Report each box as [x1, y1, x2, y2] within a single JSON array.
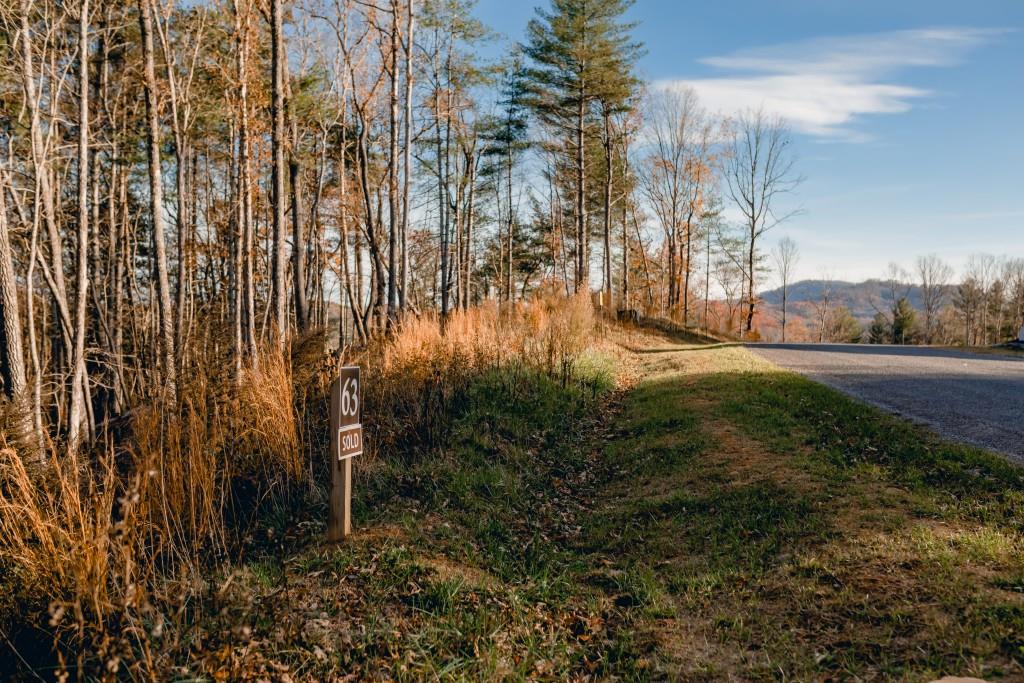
[[657, 28, 1006, 141]]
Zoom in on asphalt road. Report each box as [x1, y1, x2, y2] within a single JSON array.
[[749, 344, 1024, 463]]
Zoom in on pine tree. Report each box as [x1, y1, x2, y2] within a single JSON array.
[[891, 297, 918, 345], [481, 50, 530, 302], [523, 0, 641, 293], [868, 312, 890, 344], [828, 306, 863, 343]]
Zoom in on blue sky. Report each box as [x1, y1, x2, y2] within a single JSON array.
[[473, 0, 1024, 283]]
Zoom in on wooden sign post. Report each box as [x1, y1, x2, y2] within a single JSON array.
[[329, 366, 362, 540]]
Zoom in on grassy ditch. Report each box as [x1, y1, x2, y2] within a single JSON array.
[[186, 352, 636, 680], [186, 326, 1024, 680]]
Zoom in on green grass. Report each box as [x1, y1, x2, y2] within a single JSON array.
[[184, 337, 1024, 680], [590, 345, 1024, 680], [188, 357, 652, 680]]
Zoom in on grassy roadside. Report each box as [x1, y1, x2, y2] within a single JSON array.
[[951, 344, 1024, 359], [171, 325, 1024, 680], [593, 329, 1024, 680]]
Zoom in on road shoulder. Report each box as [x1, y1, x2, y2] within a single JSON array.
[[587, 335, 1024, 679]]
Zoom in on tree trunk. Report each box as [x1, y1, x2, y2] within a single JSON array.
[[464, 150, 476, 310], [0, 178, 27, 410], [270, 0, 288, 341], [629, 203, 654, 310], [69, 0, 91, 448], [745, 231, 756, 334], [505, 145, 513, 303], [289, 155, 309, 332], [704, 226, 711, 332], [683, 215, 692, 327], [781, 288, 787, 342], [386, 0, 400, 324], [354, 109, 386, 333], [138, 0, 177, 398], [235, 1, 257, 364], [602, 110, 612, 308], [438, 50, 452, 319], [620, 192, 628, 311], [576, 95, 587, 292], [400, 0, 414, 313]]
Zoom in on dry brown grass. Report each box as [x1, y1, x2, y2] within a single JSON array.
[[0, 340, 314, 677], [0, 293, 598, 677], [356, 291, 595, 461]]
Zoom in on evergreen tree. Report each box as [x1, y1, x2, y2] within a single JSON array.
[[481, 49, 531, 301], [828, 306, 863, 343], [891, 297, 918, 344], [868, 312, 890, 344], [523, 0, 642, 293]]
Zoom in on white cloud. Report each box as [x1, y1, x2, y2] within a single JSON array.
[[657, 27, 1006, 141]]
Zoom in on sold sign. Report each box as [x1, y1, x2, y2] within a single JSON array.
[[336, 368, 362, 460], [329, 366, 362, 540]]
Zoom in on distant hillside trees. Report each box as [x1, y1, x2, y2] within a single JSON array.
[[916, 254, 954, 344], [760, 254, 1023, 346]]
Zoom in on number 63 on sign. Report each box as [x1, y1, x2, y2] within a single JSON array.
[[336, 368, 362, 460]]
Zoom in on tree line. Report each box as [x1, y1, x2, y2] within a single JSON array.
[[768, 249, 1024, 346], [869, 254, 1024, 346], [0, 0, 802, 450]]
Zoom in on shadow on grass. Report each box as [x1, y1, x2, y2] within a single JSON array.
[[582, 359, 1024, 679], [631, 342, 747, 354]]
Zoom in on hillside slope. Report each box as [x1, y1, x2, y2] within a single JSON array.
[[760, 279, 944, 323]]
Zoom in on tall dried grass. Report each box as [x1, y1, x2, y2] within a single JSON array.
[[0, 342, 309, 677], [358, 290, 595, 460], [0, 293, 596, 676]]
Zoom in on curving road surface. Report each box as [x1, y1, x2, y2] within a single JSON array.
[[749, 344, 1024, 463]]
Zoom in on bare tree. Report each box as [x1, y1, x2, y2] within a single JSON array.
[[639, 87, 714, 322], [400, 0, 414, 312], [1005, 258, 1024, 340], [233, 0, 257, 366], [811, 273, 834, 343], [713, 256, 744, 336], [152, 1, 205, 361], [724, 108, 802, 336], [965, 254, 998, 345], [286, 64, 310, 333], [68, 0, 91, 447], [916, 254, 952, 344], [771, 236, 799, 343]]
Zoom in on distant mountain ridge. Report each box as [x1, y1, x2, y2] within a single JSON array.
[[760, 279, 936, 323]]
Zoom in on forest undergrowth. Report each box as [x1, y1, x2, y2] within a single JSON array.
[[0, 292, 601, 679]]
